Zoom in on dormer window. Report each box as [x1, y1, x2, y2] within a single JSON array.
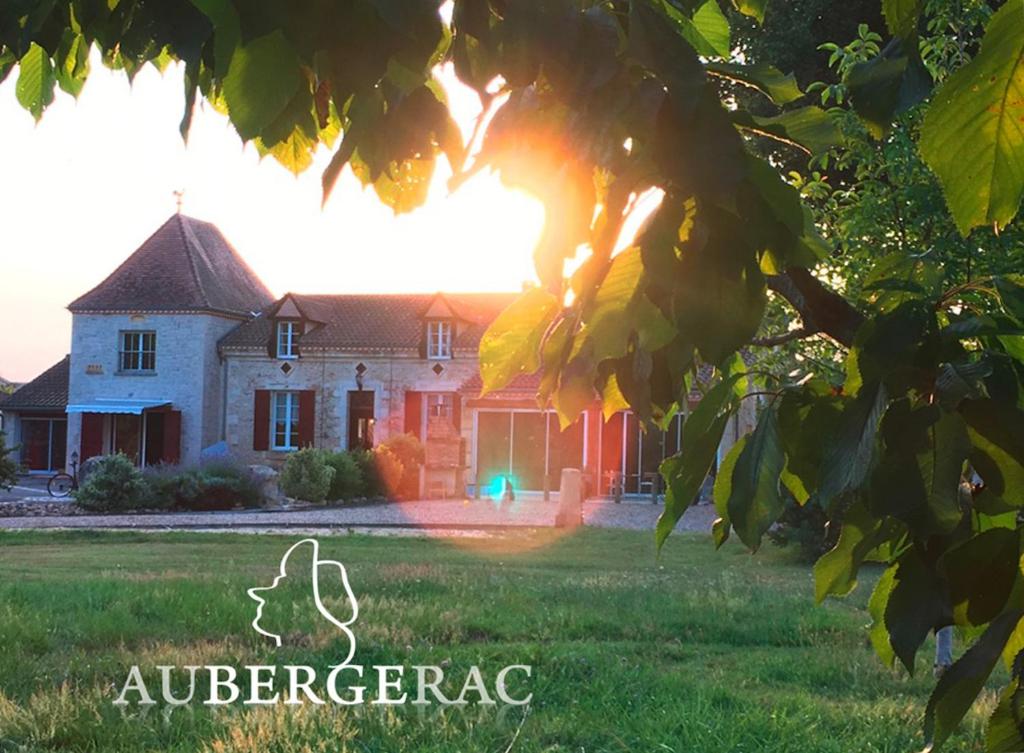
[[276, 321, 300, 359], [427, 320, 452, 359]]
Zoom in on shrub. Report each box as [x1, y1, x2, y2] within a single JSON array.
[[325, 451, 364, 502], [372, 446, 404, 499], [350, 450, 381, 497], [279, 448, 335, 503], [0, 431, 17, 491], [143, 461, 264, 511], [349, 448, 404, 499], [380, 433, 424, 499], [193, 460, 264, 510], [74, 454, 149, 512]]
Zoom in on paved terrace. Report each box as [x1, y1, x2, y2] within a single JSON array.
[[0, 497, 717, 533]]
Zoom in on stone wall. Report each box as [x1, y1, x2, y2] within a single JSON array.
[[66, 312, 240, 467], [222, 348, 480, 469]]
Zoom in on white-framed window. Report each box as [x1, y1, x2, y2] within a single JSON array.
[[271, 391, 300, 450], [427, 392, 454, 419], [277, 321, 299, 359], [427, 320, 452, 359], [119, 331, 156, 372]]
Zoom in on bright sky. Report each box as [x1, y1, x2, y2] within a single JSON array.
[[0, 56, 545, 383]]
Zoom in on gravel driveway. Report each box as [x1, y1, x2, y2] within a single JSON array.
[[0, 498, 717, 533]]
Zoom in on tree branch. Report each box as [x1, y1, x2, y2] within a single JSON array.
[[767, 267, 865, 348], [751, 327, 815, 347]]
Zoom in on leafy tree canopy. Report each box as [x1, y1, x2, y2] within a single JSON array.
[[4, 0, 1024, 748]]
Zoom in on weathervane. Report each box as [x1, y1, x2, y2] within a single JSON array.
[[173, 189, 185, 213]]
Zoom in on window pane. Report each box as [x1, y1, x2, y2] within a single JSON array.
[[476, 412, 511, 493], [512, 412, 546, 490]]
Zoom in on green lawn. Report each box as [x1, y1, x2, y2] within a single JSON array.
[[0, 528, 993, 752]]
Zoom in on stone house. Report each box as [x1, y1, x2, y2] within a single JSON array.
[[1, 214, 753, 499]]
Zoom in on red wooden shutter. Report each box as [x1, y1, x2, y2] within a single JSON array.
[[298, 390, 316, 447], [80, 413, 104, 460], [253, 390, 270, 451], [162, 410, 182, 464], [404, 391, 422, 439], [451, 392, 461, 434]]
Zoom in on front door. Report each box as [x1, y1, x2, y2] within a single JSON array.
[[347, 391, 375, 450], [112, 414, 142, 464]]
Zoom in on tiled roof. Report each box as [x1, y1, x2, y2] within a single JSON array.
[[459, 362, 716, 401], [0, 356, 69, 411], [459, 372, 542, 396], [68, 214, 274, 317], [220, 292, 519, 351]]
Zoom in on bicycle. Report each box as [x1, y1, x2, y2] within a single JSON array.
[[48, 456, 79, 498]]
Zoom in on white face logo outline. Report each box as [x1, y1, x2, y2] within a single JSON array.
[[247, 538, 359, 665]]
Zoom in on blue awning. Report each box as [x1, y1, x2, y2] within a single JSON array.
[[66, 398, 171, 415]]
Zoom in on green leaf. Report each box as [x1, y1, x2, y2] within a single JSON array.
[[935, 359, 992, 409], [847, 37, 931, 139], [371, 157, 435, 215], [919, 1, 1024, 234], [670, 205, 767, 364], [847, 301, 935, 394], [264, 126, 316, 175], [733, 106, 842, 155], [942, 313, 1024, 340], [15, 43, 55, 121], [882, 0, 921, 38], [656, 374, 741, 549], [479, 289, 561, 396], [987, 674, 1024, 753], [868, 564, 898, 667], [925, 611, 1023, 750], [732, 0, 767, 24], [814, 500, 903, 602], [322, 91, 384, 205], [746, 156, 803, 235], [712, 435, 747, 548], [941, 527, 1020, 627], [54, 31, 89, 97], [600, 373, 630, 421], [189, 0, 239, 78], [995, 275, 1024, 324], [961, 399, 1024, 505], [706, 61, 803, 105], [885, 548, 950, 673], [870, 402, 969, 535], [222, 30, 303, 141], [583, 248, 644, 362], [725, 406, 785, 551], [634, 296, 677, 352], [554, 346, 599, 429], [629, 1, 706, 119], [691, 0, 730, 58], [818, 382, 889, 510], [861, 252, 943, 313]]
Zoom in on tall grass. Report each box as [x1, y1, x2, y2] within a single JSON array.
[[0, 529, 995, 752]]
